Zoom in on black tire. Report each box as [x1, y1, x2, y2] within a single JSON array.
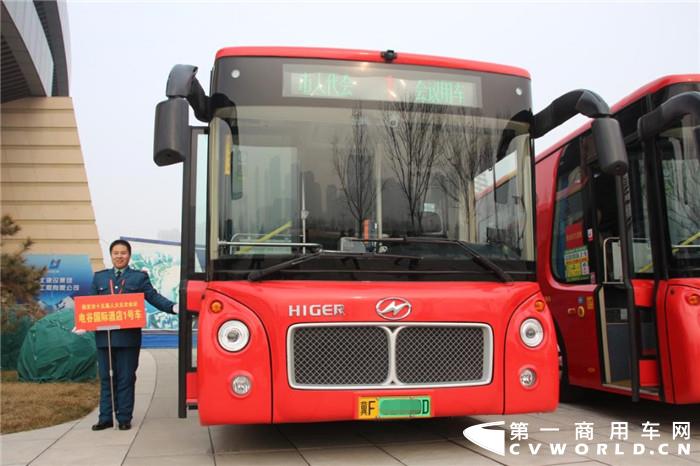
[[557, 333, 586, 403]]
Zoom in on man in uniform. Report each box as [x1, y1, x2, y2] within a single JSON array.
[[88, 239, 177, 431]]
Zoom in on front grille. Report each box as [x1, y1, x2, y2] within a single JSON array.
[[288, 324, 491, 388], [291, 326, 389, 385], [395, 326, 485, 384]]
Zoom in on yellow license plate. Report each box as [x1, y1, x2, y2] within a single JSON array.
[[357, 396, 431, 419]]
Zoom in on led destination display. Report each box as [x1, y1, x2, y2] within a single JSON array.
[[283, 63, 482, 108]]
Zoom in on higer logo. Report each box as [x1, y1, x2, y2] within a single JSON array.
[[463, 421, 506, 456], [376, 297, 412, 320], [288, 304, 345, 318]]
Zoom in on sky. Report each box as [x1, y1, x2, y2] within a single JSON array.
[[66, 1, 700, 266]]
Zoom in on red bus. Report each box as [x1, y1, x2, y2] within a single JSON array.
[[536, 75, 700, 403], [152, 47, 627, 424]]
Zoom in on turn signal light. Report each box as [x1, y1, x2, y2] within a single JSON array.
[[210, 300, 224, 313], [686, 294, 700, 306], [534, 300, 546, 312]]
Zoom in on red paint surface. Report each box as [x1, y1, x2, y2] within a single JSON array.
[[188, 281, 558, 425], [215, 46, 530, 78], [186, 280, 206, 313], [662, 281, 700, 403]]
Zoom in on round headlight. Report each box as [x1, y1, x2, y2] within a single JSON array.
[[519, 318, 544, 347], [217, 320, 250, 352]]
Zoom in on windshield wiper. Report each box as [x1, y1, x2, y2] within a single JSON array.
[[370, 237, 513, 282], [247, 251, 422, 282]]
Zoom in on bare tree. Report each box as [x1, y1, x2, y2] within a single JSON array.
[[381, 100, 445, 233], [437, 110, 500, 241], [660, 134, 700, 251], [332, 106, 376, 234]]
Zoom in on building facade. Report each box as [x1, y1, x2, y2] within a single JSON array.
[[1, 0, 103, 270]]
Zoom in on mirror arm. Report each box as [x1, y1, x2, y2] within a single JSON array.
[[532, 89, 611, 138], [165, 64, 211, 122], [637, 91, 700, 144]]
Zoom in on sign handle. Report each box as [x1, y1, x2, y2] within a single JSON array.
[[107, 329, 117, 430]]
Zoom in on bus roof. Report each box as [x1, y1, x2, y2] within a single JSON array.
[[215, 46, 531, 79], [535, 74, 700, 164]]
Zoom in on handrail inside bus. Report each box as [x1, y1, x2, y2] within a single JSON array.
[[603, 237, 653, 282]]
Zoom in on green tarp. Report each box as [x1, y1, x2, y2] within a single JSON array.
[[17, 310, 97, 382]]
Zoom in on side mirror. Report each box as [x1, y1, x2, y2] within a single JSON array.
[[154, 98, 190, 166], [592, 117, 628, 176]]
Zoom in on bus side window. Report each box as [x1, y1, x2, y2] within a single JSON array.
[[551, 141, 594, 284]]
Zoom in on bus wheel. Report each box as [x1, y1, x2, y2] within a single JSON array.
[[558, 341, 585, 403]]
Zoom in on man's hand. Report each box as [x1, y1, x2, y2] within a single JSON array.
[[172, 303, 179, 315], [71, 326, 87, 336]]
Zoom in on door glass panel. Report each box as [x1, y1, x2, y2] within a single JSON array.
[[195, 133, 208, 273], [552, 142, 593, 284]]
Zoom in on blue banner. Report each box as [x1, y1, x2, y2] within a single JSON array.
[[25, 254, 93, 314]]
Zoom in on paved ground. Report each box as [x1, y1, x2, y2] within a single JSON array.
[[2, 349, 699, 465]]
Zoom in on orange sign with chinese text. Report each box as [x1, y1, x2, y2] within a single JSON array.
[[74, 293, 146, 331]]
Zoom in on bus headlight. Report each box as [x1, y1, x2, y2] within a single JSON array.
[[519, 318, 544, 348], [218, 320, 250, 352]]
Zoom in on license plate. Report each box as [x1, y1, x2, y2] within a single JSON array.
[[357, 396, 431, 419]]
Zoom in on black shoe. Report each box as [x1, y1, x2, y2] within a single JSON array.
[[91, 421, 113, 431], [118, 422, 131, 431]]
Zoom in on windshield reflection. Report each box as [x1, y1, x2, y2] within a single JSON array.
[[660, 119, 700, 271], [214, 99, 533, 270]]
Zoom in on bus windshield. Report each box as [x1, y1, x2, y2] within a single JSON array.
[[659, 116, 700, 274], [210, 57, 534, 279]]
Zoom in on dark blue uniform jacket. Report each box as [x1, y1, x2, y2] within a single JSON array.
[[91, 267, 175, 347]]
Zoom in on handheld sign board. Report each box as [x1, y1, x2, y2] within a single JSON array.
[[74, 293, 146, 331]]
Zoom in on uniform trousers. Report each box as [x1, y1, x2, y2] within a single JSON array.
[[96, 345, 140, 424]]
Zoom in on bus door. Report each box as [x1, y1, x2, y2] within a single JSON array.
[[638, 94, 700, 402], [592, 139, 659, 394], [177, 126, 209, 417], [550, 141, 599, 388]]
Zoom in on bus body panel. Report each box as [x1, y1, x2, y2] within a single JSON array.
[[503, 292, 559, 413], [193, 281, 557, 424], [197, 291, 273, 424], [631, 279, 654, 307], [653, 280, 674, 402], [215, 46, 531, 79], [664, 280, 700, 403], [186, 280, 206, 313]]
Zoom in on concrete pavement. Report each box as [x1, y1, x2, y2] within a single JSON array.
[[2, 349, 699, 465]]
